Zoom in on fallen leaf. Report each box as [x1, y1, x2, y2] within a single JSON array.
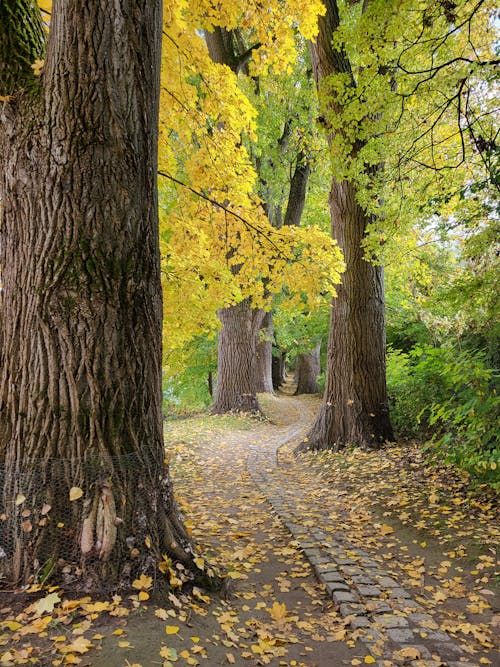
[[69, 487, 83, 501]]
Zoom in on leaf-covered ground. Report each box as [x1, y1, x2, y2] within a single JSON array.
[[1, 392, 498, 666]]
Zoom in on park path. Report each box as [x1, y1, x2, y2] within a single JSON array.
[[169, 384, 490, 667], [85, 386, 496, 667], [244, 389, 481, 667]]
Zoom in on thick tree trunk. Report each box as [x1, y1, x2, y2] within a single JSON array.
[[211, 302, 265, 413], [306, 181, 393, 447], [0, 0, 201, 589], [304, 0, 393, 450], [255, 311, 274, 394], [295, 343, 321, 395]]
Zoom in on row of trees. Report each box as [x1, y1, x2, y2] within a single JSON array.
[[0, 0, 497, 588]]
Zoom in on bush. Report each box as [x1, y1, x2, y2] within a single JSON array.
[[387, 344, 499, 487]]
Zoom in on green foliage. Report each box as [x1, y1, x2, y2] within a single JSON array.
[[427, 354, 499, 488], [387, 345, 499, 487], [163, 335, 217, 414]]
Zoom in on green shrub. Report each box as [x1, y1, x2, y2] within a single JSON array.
[[387, 345, 499, 487]]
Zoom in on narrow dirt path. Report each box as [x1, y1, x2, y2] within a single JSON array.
[[85, 390, 365, 667], [52, 388, 497, 667], [249, 393, 485, 667]]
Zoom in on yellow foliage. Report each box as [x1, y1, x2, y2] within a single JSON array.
[[160, 0, 343, 360]]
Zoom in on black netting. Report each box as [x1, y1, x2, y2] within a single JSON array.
[[0, 451, 171, 589]]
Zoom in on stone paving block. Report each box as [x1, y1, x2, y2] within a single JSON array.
[[312, 531, 326, 540], [339, 602, 366, 617], [366, 601, 392, 614], [351, 574, 377, 585], [357, 585, 383, 597], [425, 631, 456, 642], [388, 587, 411, 599], [325, 581, 351, 592], [373, 614, 409, 629], [431, 642, 464, 658], [332, 590, 360, 604], [312, 556, 333, 564], [376, 576, 400, 588], [386, 627, 416, 643], [360, 629, 384, 643], [303, 548, 322, 559], [396, 599, 420, 611], [349, 615, 372, 629], [335, 557, 358, 565], [320, 570, 346, 582], [408, 614, 438, 627], [317, 563, 342, 574], [342, 566, 364, 576]]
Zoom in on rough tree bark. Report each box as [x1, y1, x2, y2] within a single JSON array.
[[295, 343, 321, 395], [0, 0, 204, 589], [255, 311, 274, 394], [304, 0, 393, 449], [283, 152, 310, 228], [211, 302, 264, 413]]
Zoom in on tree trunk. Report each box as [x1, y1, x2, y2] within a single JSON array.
[[272, 351, 286, 389], [295, 343, 321, 395], [255, 311, 274, 394], [304, 0, 393, 450], [283, 152, 310, 228], [0, 0, 203, 589], [211, 302, 265, 413]]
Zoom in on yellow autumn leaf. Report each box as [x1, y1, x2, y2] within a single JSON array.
[[15, 493, 26, 505], [31, 59, 44, 75], [226, 653, 236, 664], [132, 574, 152, 590], [35, 591, 61, 615], [194, 556, 205, 570], [138, 591, 150, 601], [268, 601, 287, 623], [2, 620, 22, 631], [160, 646, 178, 660], [379, 523, 394, 535], [165, 625, 180, 635], [393, 647, 421, 660], [364, 657, 376, 664], [62, 636, 93, 654], [69, 487, 83, 501]]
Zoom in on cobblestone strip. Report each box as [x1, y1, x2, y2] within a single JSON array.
[[247, 429, 473, 667]]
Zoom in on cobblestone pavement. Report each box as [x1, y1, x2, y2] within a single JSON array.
[[247, 394, 482, 667]]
